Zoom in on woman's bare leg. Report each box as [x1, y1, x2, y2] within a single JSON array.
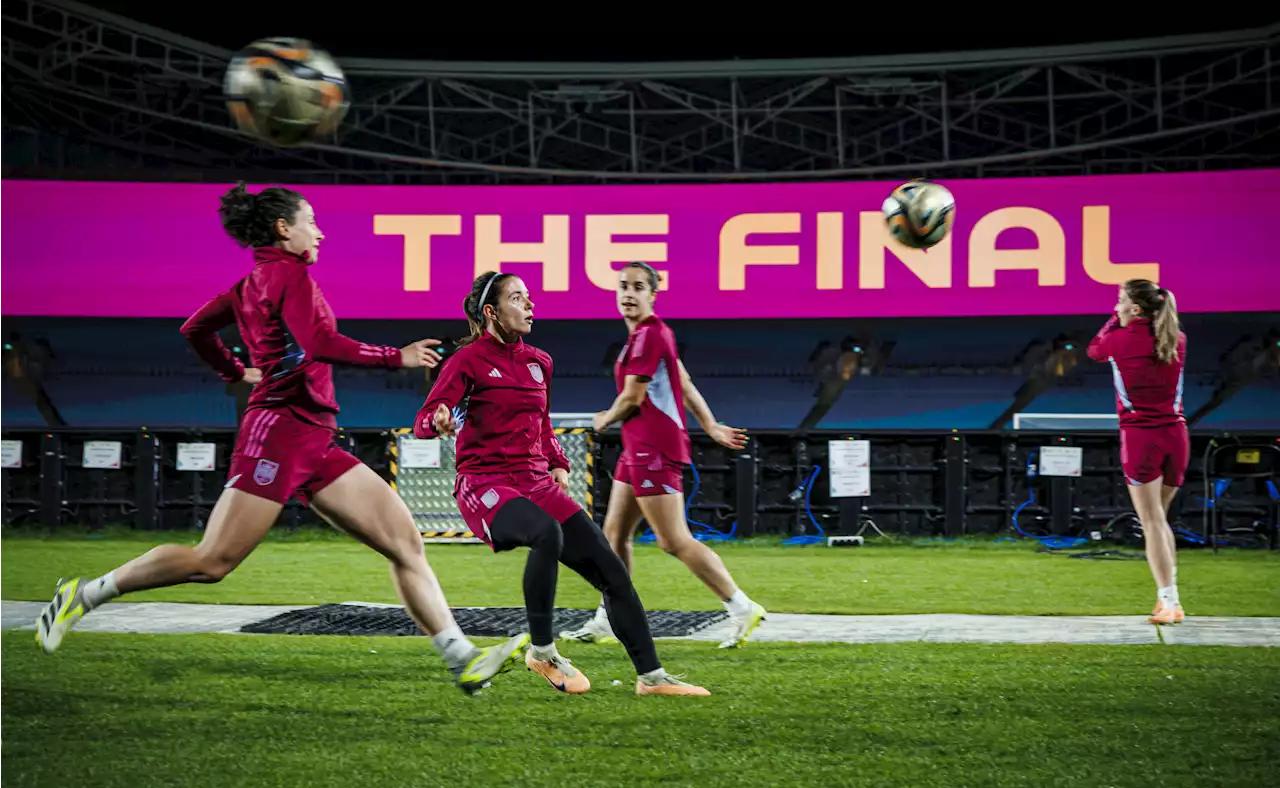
[[115, 490, 281, 591], [602, 480, 644, 575], [311, 464, 454, 634], [36, 488, 280, 653], [1128, 478, 1183, 623], [637, 492, 738, 600], [1129, 479, 1175, 590], [310, 463, 529, 691]]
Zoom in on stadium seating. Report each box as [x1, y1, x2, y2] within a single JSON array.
[[5, 314, 1276, 430]]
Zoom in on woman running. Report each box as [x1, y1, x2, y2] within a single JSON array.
[[560, 262, 766, 649], [1086, 278, 1188, 625], [413, 270, 709, 697], [35, 183, 528, 694]]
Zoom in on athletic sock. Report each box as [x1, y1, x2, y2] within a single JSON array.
[[1158, 585, 1180, 607], [723, 590, 753, 617], [430, 624, 478, 670], [82, 571, 120, 610], [529, 642, 559, 662]]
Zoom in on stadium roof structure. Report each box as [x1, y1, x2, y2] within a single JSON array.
[[3, 0, 1278, 183]]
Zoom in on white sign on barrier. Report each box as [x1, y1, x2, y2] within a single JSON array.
[[1039, 446, 1083, 477], [828, 439, 871, 498], [83, 441, 123, 469], [399, 436, 442, 469], [1, 440, 22, 469], [176, 442, 217, 472]]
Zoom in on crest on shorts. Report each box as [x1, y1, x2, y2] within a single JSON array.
[[526, 363, 544, 384], [253, 459, 279, 486], [481, 488, 501, 509]]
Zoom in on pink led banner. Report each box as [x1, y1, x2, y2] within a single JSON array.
[[2, 170, 1274, 319]]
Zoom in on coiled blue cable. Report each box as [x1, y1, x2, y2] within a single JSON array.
[[1012, 450, 1087, 549], [1012, 489, 1089, 550], [782, 465, 825, 546], [685, 464, 737, 542]]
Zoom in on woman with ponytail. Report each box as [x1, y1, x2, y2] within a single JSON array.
[[413, 271, 709, 697], [1087, 279, 1189, 625], [561, 262, 765, 650], [34, 184, 531, 696]]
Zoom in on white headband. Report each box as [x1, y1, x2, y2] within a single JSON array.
[[476, 273, 501, 322]]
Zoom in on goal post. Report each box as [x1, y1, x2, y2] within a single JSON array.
[[1012, 413, 1119, 431]]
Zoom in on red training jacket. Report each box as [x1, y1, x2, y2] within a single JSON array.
[[1086, 315, 1187, 429], [181, 247, 402, 429], [414, 333, 569, 476]]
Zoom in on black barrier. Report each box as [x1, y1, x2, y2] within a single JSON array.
[[1, 427, 1276, 546]]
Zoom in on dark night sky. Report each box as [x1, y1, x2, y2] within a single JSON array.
[[80, 3, 1278, 62]]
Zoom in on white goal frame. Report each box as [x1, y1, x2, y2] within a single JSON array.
[[1012, 413, 1119, 430]]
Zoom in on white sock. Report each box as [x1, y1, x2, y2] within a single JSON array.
[[82, 571, 120, 610], [529, 642, 559, 661], [593, 603, 609, 625], [1158, 585, 1180, 607], [639, 668, 666, 683], [724, 590, 753, 617], [430, 624, 477, 669]]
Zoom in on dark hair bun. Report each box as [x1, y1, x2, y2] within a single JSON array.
[[218, 182, 304, 248], [219, 182, 259, 248]]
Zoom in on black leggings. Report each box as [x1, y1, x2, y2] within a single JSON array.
[[488, 498, 660, 675]]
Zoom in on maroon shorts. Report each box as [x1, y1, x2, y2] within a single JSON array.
[[1120, 423, 1190, 487], [614, 455, 685, 497], [454, 470, 582, 550], [226, 409, 361, 506]]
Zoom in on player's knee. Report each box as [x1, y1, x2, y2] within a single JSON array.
[[517, 504, 563, 556], [655, 532, 696, 557], [601, 515, 625, 540], [563, 543, 631, 597], [1135, 501, 1170, 533], [387, 531, 428, 568], [195, 555, 238, 583], [531, 518, 564, 556]]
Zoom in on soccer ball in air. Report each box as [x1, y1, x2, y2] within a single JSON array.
[[224, 37, 349, 147], [881, 180, 956, 250]]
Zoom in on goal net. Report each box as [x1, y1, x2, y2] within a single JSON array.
[[390, 414, 596, 543]]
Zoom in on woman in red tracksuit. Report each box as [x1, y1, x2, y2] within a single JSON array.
[[560, 262, 765, 650], [35, 183, 527, 695], [414, 270, 709, 697], [1087, 278, 1188, 625]]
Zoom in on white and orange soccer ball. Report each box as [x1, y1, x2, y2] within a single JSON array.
[[882, 179, 956, 250], [224, 37, 349, 147]]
